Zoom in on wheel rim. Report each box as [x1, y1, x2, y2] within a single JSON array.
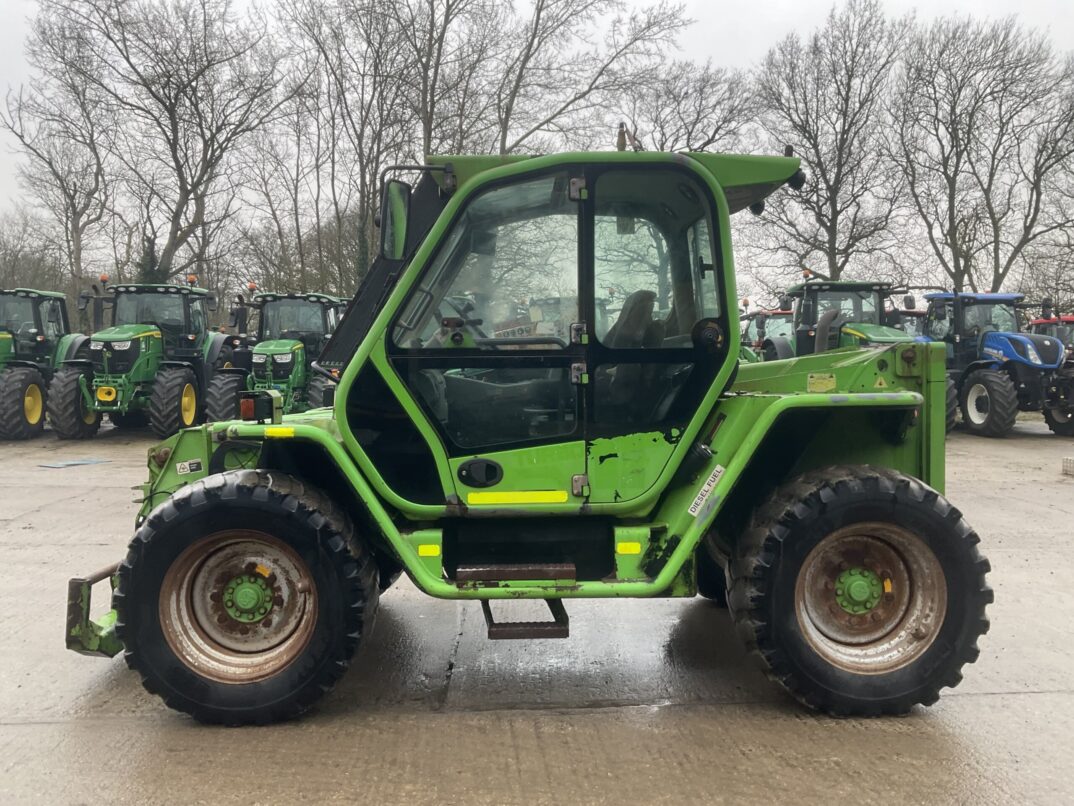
[[1050, 408, 1074, 424], [23, 383, 43, 424], [159, 530, 318, 684], [795, 523, 946, 674], [180, 383, 197, 426], [965, 383, 990, 425]]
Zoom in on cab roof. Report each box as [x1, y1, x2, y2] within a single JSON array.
[[110, 283, 212, 296], [423, 151, 803, 214], [252, 291, 345, 305], [1, 288, 66, 299], [924, 292, 1024, 303], [786, 280, 893, 295]]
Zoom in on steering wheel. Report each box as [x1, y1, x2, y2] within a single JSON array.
[[441, 297, 489, 340]]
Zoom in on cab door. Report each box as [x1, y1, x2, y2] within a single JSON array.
[[385, 170, 588, 510], [580, 165, 733, 505]]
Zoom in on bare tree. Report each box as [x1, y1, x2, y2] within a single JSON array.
[[2, 17, 111, 284], [890, 17, 1074, 291], [755, 0, 905, 281], [619, 58, 755, 152], [44, 0, 296, 281]]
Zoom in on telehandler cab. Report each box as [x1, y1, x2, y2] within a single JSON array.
[[67, 151, 990, 724]]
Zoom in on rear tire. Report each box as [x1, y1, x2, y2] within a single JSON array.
[[1043, 406, 1074, 436], [0, 366, 47, 440], [727, 465, 991, 716], [306, 374, 334, 409], [945, 377, 958, 433], [149, 367, 200, 438], [959, 369, 1018, 437], [114, 470, 379, 724], [47, 367, 101, 439], [205, 373, 246, 422]]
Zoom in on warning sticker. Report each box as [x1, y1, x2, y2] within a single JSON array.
[[874, 376, 888, 388], [688, 465, 726, 518], [807, 373, 837, 393], [176, 459, 203, 476]]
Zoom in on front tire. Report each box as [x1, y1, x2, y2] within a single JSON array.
[[959, 369, 1018, 437], [47, 367, 101, 439], [1043, 406, 1074, 436], [149, 367, 200, 438], [0, 366, 47, 440], [728, 465, 991, 716], [115, 470, 380, 724], [306, 373, 335, 409], [205, 373, 246, 422]]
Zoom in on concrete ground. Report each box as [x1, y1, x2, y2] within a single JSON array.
[[1, 421, 1072, 804]]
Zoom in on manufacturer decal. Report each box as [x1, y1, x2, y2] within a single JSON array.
[[688, 465, 726, 518], [176, 459, 203, 476], [807, 373, 837, 393]]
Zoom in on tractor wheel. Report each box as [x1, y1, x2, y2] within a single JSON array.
[[945, 378, 958, 433], [695, 547, 728, 606], [0, 366, 47, 440], [114, 469, 379, 724], [149, 367, 200, 438], [1043, 406, 1074, 436], [205, 373, 245, 422], [109, 410, 147, 429], [727, 465, 991, 716], [47, 368, 101, 439], [307, 373, 335, 409], [959, 369, 1018, 437]]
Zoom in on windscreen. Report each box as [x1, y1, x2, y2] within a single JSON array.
[[261, 299, 326, 340], [964, 303, 1018, 333], [113, 292, 185, 328], [0, 296, 35, 332], [812, 290, 880, 325]]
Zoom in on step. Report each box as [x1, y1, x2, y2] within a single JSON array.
[[481, 599, 569, 640], [456, 562, 576, 582]]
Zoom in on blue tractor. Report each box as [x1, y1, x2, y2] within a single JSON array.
[[924, 292, 1074, 436]]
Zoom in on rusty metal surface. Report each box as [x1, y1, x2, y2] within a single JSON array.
[[456, 563, 577, 582], [3, 421, 1074, 803]]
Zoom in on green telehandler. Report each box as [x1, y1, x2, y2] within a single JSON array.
[[67, 150, 990, 724], [0, 288, 89, 439], [48, 277, 229, 439], [205, 290, 346, 421]]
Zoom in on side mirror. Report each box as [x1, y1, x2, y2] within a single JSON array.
[[1042, 297, 1055, 319], [206, 294, 218, 313], [903, 294, 916, 310], [379, 179, 412, 260], [229, 306, 248, 333], [755, 313, 768, 337], [76, 292, 91, 312]]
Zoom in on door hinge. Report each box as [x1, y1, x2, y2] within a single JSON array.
[[571, 474, 590, 497], [571, 362, 589, 384], [568, 177, 587, 201], [570, 322, 588, 345]]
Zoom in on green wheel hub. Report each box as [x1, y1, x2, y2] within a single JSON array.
[[223, 574, 275, 623], [835, 567, 883, 614]]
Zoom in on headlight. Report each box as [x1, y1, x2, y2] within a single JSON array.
[[109, 340, 131, 351], [90, 341, 104, 350], [252, 353, 268, 364], [1026, 345, 1042, 364], [272, 353, 293, 364]]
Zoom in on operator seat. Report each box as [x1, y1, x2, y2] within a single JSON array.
[[605, 289, 657, 348]]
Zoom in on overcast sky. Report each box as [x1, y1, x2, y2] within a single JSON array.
[[1, 0, 1072, 213]]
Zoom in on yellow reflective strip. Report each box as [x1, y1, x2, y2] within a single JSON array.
[[616, 541, 642, 555], [143, 331, 161, 338], [843, 327, 868, 340], [292, 344, 303, 351], [264, 426, 294, 438], [466, 490, 569, 505], [417, 544, 441, 557], [0, 333, 12, 339]]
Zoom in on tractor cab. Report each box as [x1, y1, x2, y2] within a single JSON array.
[[740, 304, 793, 360], [1027, 301, 1074, 365], [0, 288, 71, 368]]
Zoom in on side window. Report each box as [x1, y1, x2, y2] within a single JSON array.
[[393, 173, 579, 350], [593, 170, 716, 349], [42, 300, 64, 340], [189, 300, 206, 334], [927, 304, 950, 340]]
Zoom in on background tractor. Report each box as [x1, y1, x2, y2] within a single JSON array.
[[205, 291, 345, 421], [47, 278, 228, 439], [924, 292, 1073, 436], [1027, 300, 1074, 369], [740, 302, 793, 360], [68, 149, 989, 726], [0, 288, 88, 439]]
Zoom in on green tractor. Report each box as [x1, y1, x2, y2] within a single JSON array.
[[205, 290, 345, 421], [0, 288, 89, 439], [48, 278, 228, 439], [67, 150, 990, 724]]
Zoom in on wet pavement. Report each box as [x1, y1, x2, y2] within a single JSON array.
[[1, 421, 1072, 803]]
